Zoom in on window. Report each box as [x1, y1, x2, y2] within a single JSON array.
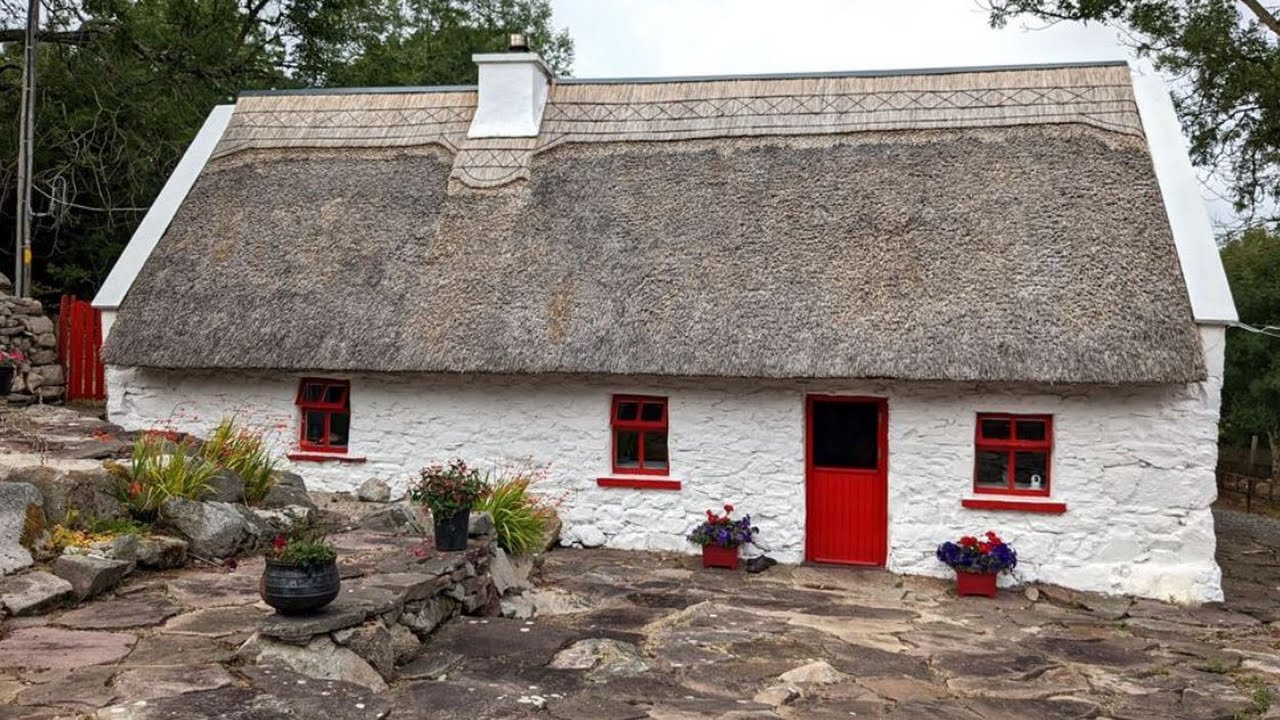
[[611, 395, 668, 475], [974, 413, 1051, 496], [296, 378, 350, 453]]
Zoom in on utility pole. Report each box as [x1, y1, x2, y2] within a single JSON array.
[[13, 0, 37, 297]]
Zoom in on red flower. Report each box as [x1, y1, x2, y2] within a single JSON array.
[[959, 536, 978, 547], [724, 504, 734, 513], [272, 535, 287, 553], [985, 531, 1002, 544], [977, 542, 991, 554], [128, 481, 142, 498]]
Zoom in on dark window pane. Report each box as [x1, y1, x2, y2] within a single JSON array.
[[1015, 451, 1048, 490], [975, 450, 1009, 488], [329, 412, 350, 447], [812, 402, 878, 469], [980, 418, 1011, 440], [302, 383, 324, 403], [1015, 420, 1046, 442], [642, 432, 668, 470], [640, 402, 664, 423], [616, 402, 639, 422], [324, 384, 346, 405], [615, 430, 640, 468], [304, 411, 326, 444]]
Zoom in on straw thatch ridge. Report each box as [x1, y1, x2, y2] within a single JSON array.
[[105, 125, 1204, 384]]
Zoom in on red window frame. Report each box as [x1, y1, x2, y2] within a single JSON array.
[[610, 395, 669, 476], [973, 413, 1052, 497], [296, 378, 350, 454]]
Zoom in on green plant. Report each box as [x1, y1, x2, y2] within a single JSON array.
[[409, 459, 487, 518], [269, 529, 337, 566], [199, 417, 278, 504], [107, 432, 218, 521], [476, 469, 555, 556]]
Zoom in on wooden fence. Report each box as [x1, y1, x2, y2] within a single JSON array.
[[57, 295, 105, 402], [1217, 440, 1276, 513]]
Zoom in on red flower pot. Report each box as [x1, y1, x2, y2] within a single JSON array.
[[955, 571, 998, 598], [701, 544, 739, 570]]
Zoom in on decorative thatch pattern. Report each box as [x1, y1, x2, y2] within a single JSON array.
[[211, 64, 1143, 189], [105, 123, 1205, 384]]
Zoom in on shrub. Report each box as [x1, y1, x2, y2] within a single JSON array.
[[476, 469, 555, 556], [199, 417, 278, 504], [107, 432, 218, 521]]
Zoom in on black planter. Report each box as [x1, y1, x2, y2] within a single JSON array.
[[260, 558, 340, 614], [433, 507, 471, 551], [0, 366, 12, 395]]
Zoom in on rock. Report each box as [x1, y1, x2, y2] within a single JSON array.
[[500, 588, 590, 619], [1025, 586, 1041, 602], [359, 502, 427, 535], [356, 478, 391, 503], [202, 469, 246, 504], [333, 621, 395, 680], [35, 383, 65, 400], [55, 593, 183, 630], [52, 554, 132, 600], [400, 596, 458, 637], [0, 626, 134, 670], [387, 622, 421, 664], [778, 660, 846, 685], [540, 512, 562, 552], [259, 603, 369, 644], [567, 524, 606, 548], [549, 638, 650, 676], [237, 633, 388, 692], [31, 363, 63, 386], [13, 665, 118, 709], [21, 315, 53, 335], [135, 535, 188, 569], [753, 684, 799, 707], [164, 605, 272, 638], [250, 505, 312, 535], [159, 498, 266, 559], [468, 511, 493, 537], [0, 570, 73, 615], [489, 546, 518, 596], [111, 664, 236, 701], [0, 481, 43, 575], [103, 533, 141, 566], [259, 471, 317, 511], [11, 465, 126, 525]]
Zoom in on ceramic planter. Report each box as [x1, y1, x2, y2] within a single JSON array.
[[701, 544, 739, 570], [433, 507, 470, 551], [955, 570, 998, 598], [261, 558, 340, 614]]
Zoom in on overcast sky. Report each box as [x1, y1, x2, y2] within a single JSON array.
[[548, 0, 1237, 227]]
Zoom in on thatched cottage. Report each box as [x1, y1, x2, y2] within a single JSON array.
[[94, 47, 1236, 603]]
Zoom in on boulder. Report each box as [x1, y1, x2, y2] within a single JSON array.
[[202, 469, 247, 504], [259, 471, 317, 511], [489, 546, 518, 596], [356, 478, 391, 503], [9, 465, 127, 524], [566, 524, 606, 548], [548, 638, 650, 676], [332, 621, 395, 680], [778, 660, 846, 685], [0, 481, 44, 575], [468, 511, 493, 537], [250, 506, 313, 536], [0, 570, 74, 615], [400, 596, 458, 637], [237, 633, 388, 692], [159, 498, 267, 559], [359, 502, 427, 535], [136, 535, 188, 569], [52, 554, 133, 600]]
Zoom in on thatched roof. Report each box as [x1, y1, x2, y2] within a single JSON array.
[[104, 62, 1206, 384]]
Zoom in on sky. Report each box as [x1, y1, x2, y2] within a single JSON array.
[[547, 0, 1236, 227]]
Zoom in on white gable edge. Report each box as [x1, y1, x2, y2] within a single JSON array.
[[92, 105, 235, 310], [1129, 67, 1237, 325]]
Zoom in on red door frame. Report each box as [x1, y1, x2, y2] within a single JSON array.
[[804, 394, 888, 566]]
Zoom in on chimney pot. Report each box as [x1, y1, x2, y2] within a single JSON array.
[[509, 33, 528, 52]]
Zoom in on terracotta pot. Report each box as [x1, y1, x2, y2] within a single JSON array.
[[433, 507, 470, 551], [701, 544, 739, 570], [955, 571, 998, 598], [260, 558, 340, 614]]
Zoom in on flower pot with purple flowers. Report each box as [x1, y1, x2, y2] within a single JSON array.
[[687, 504, 758, 571], [936, 530, 1017, 598]]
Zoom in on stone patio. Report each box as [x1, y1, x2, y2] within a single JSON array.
[[0, 503, 1275, 719]]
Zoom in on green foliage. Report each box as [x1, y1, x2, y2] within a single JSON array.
[[0, 0, 573, 301], [988, 0, 1280, 226], [269, 528, 337, 566], [1220, 229, 1280, 456], [409, 459, 487, 517], [475, 468, 553, 555], [199, 417, 278, 505], [106, 432, 217, 520]]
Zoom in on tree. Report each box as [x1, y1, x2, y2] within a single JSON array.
[[987, 1, 1280, 229], [0, 0, 572, 301], [1219, 228, 1280, 472]]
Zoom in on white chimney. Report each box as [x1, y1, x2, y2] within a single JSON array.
[[468, 34, 553, 138]]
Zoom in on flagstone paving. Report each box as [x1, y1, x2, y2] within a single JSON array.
[[0, 506, 1276, 719]]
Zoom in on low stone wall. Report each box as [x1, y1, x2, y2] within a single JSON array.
[[0, 275, 65, 403], [240, 530, 502, 690]]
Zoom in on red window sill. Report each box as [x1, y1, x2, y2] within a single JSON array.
[[961, 498, 1066, 514], [287, 452, 367, 464], [596, 477, 682, 491]]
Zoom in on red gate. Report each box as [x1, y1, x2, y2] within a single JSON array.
[[58, 295, 105, 401]]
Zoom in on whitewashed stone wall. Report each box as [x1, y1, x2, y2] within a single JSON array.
[[105, 326, 1225, 603]]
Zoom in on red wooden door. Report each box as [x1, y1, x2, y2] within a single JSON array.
[[805, 395, 888, 566]]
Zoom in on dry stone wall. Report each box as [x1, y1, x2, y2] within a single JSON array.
[[0, 274, 64, 403]]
